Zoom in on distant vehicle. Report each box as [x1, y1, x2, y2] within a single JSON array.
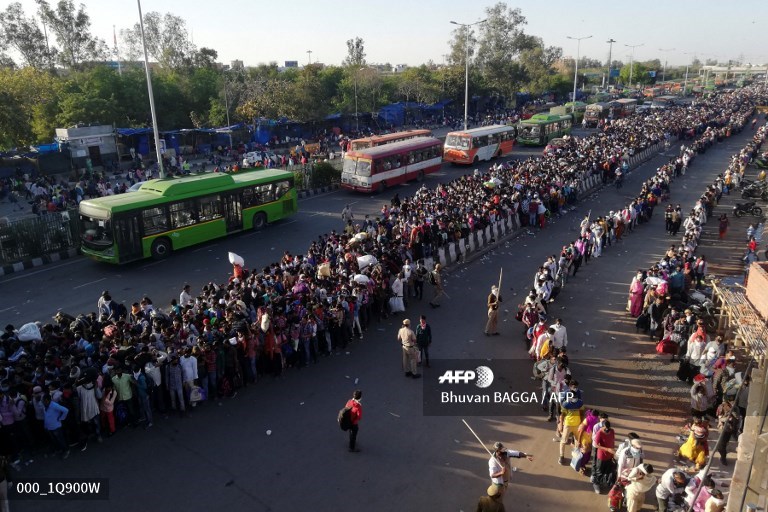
[[584, 103, 609, 127], [562, 101, 587, 123], [442, 125, 517, 165], [521, 102, 557, 119], [614, 98, 638, 117], [341, 136, 443, 193], [349, 129, 432, 151], [543, 138, 568, 156], [79, 169, 297, 263], [643, 86, 664, 98], [651, 95, 678, 110], [244, 151, 277, 166], [517, 114, 572, 146]]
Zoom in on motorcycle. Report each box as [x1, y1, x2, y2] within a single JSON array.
[[733, 201, 764, 218], [741, 183, 768, 200]]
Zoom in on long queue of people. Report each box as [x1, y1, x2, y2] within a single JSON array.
[[511, 92, 765, 512], [0, 86, 766, 491]]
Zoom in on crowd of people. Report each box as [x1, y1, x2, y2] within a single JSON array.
[[1, 85, 766, 512], [501, 89, 765, 512]]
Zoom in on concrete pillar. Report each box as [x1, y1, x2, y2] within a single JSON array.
[[468, 233, 476, 252], [448, 242, 457, 263], [485, 226, 492, 243], [459, 238, 467, 257], [438, 248, 447, 267]]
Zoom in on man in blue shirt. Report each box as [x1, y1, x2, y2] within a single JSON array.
[[43, 394, 70, 459]]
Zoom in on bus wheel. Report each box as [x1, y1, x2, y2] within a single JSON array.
[[150, 238, 171, 260], [416, 171, 424, 182], [253, 212, 267, 230], [378, 181, 387, 194], [473, 156, 479, 165]]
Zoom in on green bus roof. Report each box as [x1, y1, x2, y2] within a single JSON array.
[[523, 114, 570, 124], [80, 169, 293, 217]]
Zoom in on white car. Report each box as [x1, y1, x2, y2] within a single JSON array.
[[244, 151, 278, 166]]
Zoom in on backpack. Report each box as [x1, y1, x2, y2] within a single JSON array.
[[428, 271, 437, 286], [338, 405, 352, 431]]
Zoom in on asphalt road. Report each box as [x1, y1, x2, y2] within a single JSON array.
[[6, 124, 754, 512]]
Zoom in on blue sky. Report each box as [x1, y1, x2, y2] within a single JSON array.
[[15, 0, 768, 67]]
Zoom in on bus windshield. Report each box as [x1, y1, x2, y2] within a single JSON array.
[[445, 134, 470, 149], [343, 158, 371, 177], [80, 215, 113, 247], [520, 125, 540, 137]]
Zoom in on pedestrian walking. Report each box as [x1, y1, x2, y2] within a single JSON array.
[[345, 390, 362, 453], [341, 204, 354, 225], [718, 214, 729, 240], [416, 315, 432, 368], [398, 319, 420, 379], [485, 285, 501, 336]]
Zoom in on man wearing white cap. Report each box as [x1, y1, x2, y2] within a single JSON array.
[[485, 285, 501, 336], [617, 436, 644, 478]]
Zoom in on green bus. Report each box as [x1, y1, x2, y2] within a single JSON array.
[[563, 101, 587, 123], [79, 169, 298, 263], [517, 114, 573, 146]]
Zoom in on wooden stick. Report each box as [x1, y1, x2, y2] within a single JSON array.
[[462, 418, 493, 457]]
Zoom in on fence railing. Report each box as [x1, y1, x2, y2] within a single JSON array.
[[0, 208, 80, 265]]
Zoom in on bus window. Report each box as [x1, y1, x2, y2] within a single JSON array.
[[199, 195, 222, 221], [81, 216, 113, 244], [242, 187, 256, 208], [170, 200, 197, 228], [342, 158, 357, 175], [276, 180, 290, 198], [142, 206, 169, 235]]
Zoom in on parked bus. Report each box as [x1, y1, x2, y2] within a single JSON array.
[[341, 136, 443, 193], [348, 129, 432, 151], [79, 169, 298, 263], [442, 125, 517, 165], [643, 86, 664, 98], [516, 114, 572, 146], [563, 101, 587, 124], [615, 98, 638, 117], [584, 102, 609, 127], [651, 95, 678, 109]]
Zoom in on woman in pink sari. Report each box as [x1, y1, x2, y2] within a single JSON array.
[[628, 271, 645, 317]]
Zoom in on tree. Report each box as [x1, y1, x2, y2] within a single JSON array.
[[192, 47, 218, 69], [447, 24, 478, 66], [344, 37, 366, 67], [0, 66, 60, 148], [0, 2, 54, 69], [619, 62, 653, 87], [122, 12, 197, 70], [35, 0, 107, 69]]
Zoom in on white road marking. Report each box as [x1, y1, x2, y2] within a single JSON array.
[[72, 277, 106, 290], [0, 258, 84, 284], [0, 306, 17, 313]]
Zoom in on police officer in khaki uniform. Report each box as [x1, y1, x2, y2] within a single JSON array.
[[398, 319, 420, 379], [485, 285, 502, 336]]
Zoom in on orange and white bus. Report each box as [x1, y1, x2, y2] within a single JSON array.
[[341, 137, 443, 193], [348, 129, 432, 151], [442, 125, 517, 165]]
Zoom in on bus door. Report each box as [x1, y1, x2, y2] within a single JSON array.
[[223, 193, 243, 232], [113, 214, 143, 262]]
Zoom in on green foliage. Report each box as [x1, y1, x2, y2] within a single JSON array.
[[35, 0, 108, 69], [311, 162, 340, 188], [0, 2, 54, 69], [619, 62, 654, 87], [344, 37, 366, 67]]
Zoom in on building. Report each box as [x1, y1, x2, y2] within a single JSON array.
[[55, 125, 118, 169], [230, 59, 244, 70]]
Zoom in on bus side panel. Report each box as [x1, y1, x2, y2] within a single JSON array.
[[498, 139, 515, 157], [141, 219, 228, 255]]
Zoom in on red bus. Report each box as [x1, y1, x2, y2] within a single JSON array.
[[443, 125, 516, 165], [341, 137, 443, 193], [348, 129, 432, 151]]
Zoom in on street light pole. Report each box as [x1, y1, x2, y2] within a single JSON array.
[[567, 35, 592, 103], [306, 50, 312, 65], [625, 43, 644, 89], [682, 52, 694, 97], [354, 69, 359, 133], [223, 75, 233, 149], [606, 38, 616, 87], [136, 0, 164, 178], [658, 48, 675, 83], [450, 19, 487, 131]]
